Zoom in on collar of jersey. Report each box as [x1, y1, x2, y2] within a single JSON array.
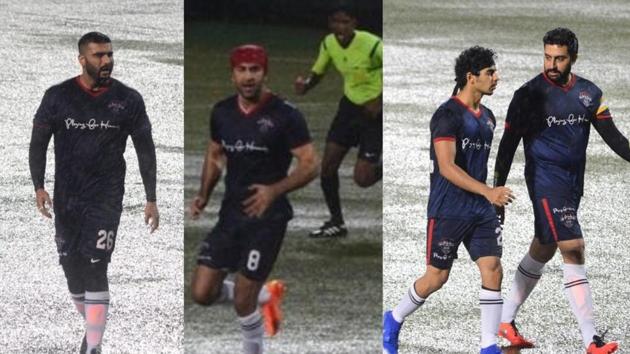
[[542, 71, 576, 92], [451, 96, 483, 118], [238, 91, 273, 117]]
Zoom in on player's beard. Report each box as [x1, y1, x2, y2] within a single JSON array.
[[237, 82, 263, 102], [546, 63, 571, 85], [86, 61, 113, 87]]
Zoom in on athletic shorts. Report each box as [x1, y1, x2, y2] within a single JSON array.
[[54, 201, 122, 262], [425, 217, 503, 269], [327, 96, 382, 163], [197, 212, 289, 281], [532, 195, 582, 244]]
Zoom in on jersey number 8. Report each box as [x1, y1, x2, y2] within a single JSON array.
[[96, 230, 115, 251], [246, 250, 261, 271]]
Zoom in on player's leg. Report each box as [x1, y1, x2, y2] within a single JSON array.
[[83, 258, 109, 354], [60, 255, 87, 353], [467, 218, 503, 353], [499, 198, 559, 348], [383, 218, 461, 354], [310, 97, 358, 238], [234, 273, 266, 354], [353, 106, 382, 187], [557, 238, 616, 352], [190, 265, 229, 306]]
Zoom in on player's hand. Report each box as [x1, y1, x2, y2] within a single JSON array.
[[294, 75, 307, 96], [243, 184, 278, 218], [144, 201, 159, 233], [35, 188, 52, 218], [495, 205, 505, 225], [363, 96, 382, 119], [484, 186, 515, 207], [190, 195, 208, 220]]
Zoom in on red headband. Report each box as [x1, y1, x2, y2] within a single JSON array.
[[230, 44, 268, 73]]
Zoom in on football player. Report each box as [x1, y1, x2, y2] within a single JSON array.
[[29, 32, 159, 353]]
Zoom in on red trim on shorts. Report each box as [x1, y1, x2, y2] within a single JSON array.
[[433, 136, 455, 143], [541, 198, 559, 242], [426, 218, 435, 265], [452, 96, 482, 118]]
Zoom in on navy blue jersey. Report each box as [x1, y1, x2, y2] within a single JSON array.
[[33, 77, 151, 209], [427, 97, 496, 221], [505, 73, 611, 198], [210, 93, 311, 218]]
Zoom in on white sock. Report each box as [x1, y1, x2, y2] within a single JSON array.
[[217, 280, 235, 303], [217, 280, 270, 305], [501, 253, 545, 323], [239, 310, 264, 354], [563, 263, 596, 348], [84, 291, 110, 351], [71, 292, 85, 319], [392, 283, 425, 323], [480, 288, 503, 348]]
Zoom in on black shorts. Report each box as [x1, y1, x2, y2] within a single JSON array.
[[426, 217, 503, 270], [532, 195, 582, 244], [197, 212, 289, 281], [327, 96, 382, 163], [54, 201, 121, 262]]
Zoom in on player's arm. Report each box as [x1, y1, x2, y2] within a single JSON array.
[[434, 140, 513, 207], [591, 109, 630, 162], [295, 38, 329, 95], [243, 142, 319, 218], [29, 124, 53, 218], [190, 140, 225, 219], [131, 130, 159, 232]]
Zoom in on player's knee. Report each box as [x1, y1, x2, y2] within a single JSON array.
[[191, 282, 220, 306], [83, 260, 109, 292], [60, 256, 84, 294], [560, 247, 585, 264], [428, 269, 450, 289], [353, 172, 377, 188], [233, 292, 257, 316]]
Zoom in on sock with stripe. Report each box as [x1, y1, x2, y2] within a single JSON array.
[[71, 292, 86, 319], [501, 253, 545, 323], [563, 263, 596, 348], [391, 282, 426, 323], [480, 287, 503, 348], [84, 291, 109, 352], [239, 310, 264, 354], [217, 280, 271, 305]]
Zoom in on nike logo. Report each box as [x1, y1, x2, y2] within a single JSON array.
[[90, 258, 101, 263]]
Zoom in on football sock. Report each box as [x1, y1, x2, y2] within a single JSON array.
[[391, 283, 425, 323], [217, 280, 271, 305], [563, 263, 596, 348], [480, 288, 503, 348], [321, 174, 343, 224], [501, 253, 545, 323], [71, 292, 85, 319], [84, 291, 109, 351], [239, 310, 264, 354]]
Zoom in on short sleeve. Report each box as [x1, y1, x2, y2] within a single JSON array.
[[311, 38, 331, 75], [284, 108, 311, 149], [430, 107, 461, 143], [370, 40, 382, 68], [33, 89, 56, 131], [130, 92, 152, 137], [209, 106, 221, 143]]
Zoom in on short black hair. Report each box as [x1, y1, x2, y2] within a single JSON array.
[[329, 3, 358, 19], [78, 32, 111, 53], [453, 46, 496, 94], [543, 27, 578, 61]]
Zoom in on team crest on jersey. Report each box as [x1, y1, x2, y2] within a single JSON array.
[[486, 119, 495, 131], [436, 239, 456, 259], [578, 91, 593, 107], [257, 116, 274, 133], [108, 100, 126, 113], [553, 206, 577, 228]]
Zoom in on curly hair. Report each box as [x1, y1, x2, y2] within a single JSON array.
[[452, 46, 496, 96]]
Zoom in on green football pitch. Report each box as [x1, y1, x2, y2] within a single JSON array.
[[184, 21, 382, 353]]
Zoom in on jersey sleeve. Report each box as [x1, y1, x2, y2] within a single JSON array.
[[284, 108, 312, 149], [130, 92, 152, 137], [311, 38, 331, 75], [33, 89, 57, 131], [594, 94, 612, 121], [370, 39, 383, 69], [430, 107, 461, 143], [209, 106, 221, 143]]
